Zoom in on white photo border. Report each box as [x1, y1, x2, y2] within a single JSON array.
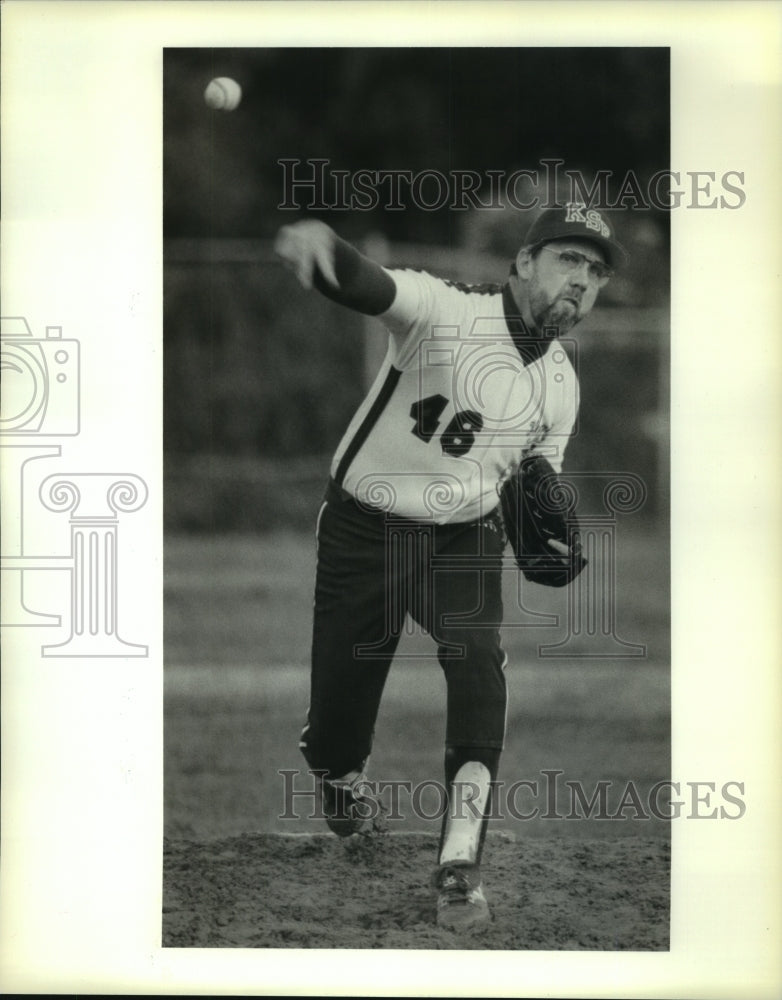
[[1, 2, 780, 996]]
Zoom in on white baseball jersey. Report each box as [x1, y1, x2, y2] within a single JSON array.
[[331, 268, 579, 523]]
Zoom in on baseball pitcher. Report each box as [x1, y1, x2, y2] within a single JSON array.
[[274, 203, 626, 930]]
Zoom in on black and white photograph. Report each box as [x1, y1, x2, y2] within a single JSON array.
[[163, 46, 673, 950], [1, 2, 780, 996]]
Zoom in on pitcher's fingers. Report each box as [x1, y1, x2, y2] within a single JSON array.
[[313, 242, 338, 287]]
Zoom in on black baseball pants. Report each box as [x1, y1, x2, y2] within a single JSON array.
[[299, 479, 508, 781]]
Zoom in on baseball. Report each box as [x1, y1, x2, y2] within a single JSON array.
[[204, 77, 242, 111]]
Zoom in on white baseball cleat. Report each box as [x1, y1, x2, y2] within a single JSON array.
[[434, 864, 491, 930]]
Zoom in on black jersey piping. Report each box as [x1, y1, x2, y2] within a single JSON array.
[[334, 364, 403, 486], [443, 277, 503, 296]]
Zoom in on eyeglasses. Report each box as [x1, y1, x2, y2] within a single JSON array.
[[539, 246, 613, 286]]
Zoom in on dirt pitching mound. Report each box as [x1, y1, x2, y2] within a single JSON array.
[[163, 831, 669, 950]]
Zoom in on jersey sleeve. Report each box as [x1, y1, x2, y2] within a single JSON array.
[[377, 268, 466, 366]]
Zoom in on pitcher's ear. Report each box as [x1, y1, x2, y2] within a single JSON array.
[[515, 246, 534, 279]]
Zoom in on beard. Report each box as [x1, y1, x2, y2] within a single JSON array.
[[530, 294, 581, 337]]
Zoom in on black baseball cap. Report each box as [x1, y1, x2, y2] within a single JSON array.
[[524, 203, 628, 268]]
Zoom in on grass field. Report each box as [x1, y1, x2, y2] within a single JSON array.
[[165, 525, 670, 843]]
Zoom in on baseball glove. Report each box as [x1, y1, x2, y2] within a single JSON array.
[[500, 454, 587, 587]]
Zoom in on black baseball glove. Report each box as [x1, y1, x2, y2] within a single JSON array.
[[499, 454, 587, 587]]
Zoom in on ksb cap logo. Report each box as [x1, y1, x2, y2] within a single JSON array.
[[564, 202, 611, 238]]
